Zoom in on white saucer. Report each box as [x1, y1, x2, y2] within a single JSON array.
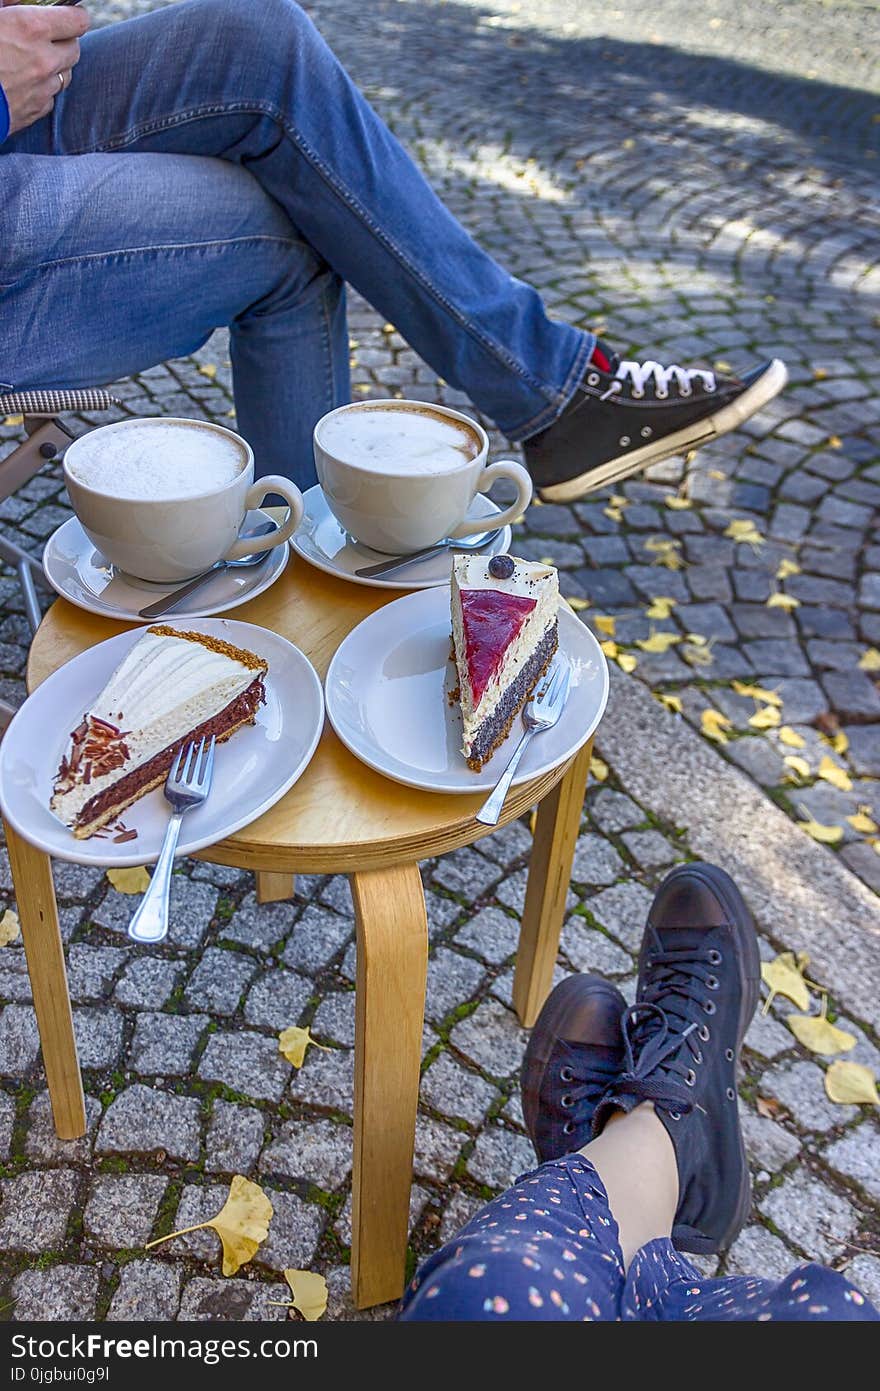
[[42, 510, 289, 622], [325, 587, 608, 794], [0, 617, 324, 867], [290, 485, 513, 590]]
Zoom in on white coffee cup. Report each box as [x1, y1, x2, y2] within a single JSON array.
[[313, 399, 532, 554], [63, 417, 304, 583]]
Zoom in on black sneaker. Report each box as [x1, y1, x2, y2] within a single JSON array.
[[523, 343, 788, 503], [521, 974, 626, 1162], [592, 863, 761, 1253]]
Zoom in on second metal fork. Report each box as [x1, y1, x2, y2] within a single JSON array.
[[475, 657, 572, 827], [128, 736, 216, 944]]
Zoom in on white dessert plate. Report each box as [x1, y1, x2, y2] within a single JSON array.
[[42, 509, 289, 622], [290, 485, 513, 590], [0, 617, 324, 867], [325, 586, 608, 794]]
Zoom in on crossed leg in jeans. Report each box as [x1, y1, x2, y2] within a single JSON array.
[[0, 0, 786, 498]]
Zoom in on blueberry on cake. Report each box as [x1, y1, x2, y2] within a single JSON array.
[[51, 625, 267, 838], [450, 553, 559, 771]]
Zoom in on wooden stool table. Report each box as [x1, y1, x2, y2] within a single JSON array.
[[6, 556, 595, 1309]]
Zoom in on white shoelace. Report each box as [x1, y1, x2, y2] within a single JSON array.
[[600, 359, 717, 402]]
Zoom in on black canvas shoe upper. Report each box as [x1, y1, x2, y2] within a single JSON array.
[[521, 974, 626, 1163], [523, 343, 787, 500], [592, 863, 761, 1254]]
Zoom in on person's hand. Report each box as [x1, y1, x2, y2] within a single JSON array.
[[0, 3, 91, 135]]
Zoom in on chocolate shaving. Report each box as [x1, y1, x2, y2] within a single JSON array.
[[112, 828, 138, 844]]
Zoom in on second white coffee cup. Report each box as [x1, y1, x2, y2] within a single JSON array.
[[314, 399, 533, 554], [64, 417, 304, 584]]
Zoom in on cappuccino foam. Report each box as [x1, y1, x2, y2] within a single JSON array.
[[67, 421, 247, 500], [318, 404, 481, 475]]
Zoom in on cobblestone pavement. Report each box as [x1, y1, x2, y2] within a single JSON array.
[[1, 0, 879, 1322]]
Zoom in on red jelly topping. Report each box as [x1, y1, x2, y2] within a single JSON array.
[[459, 589, 537, 704]]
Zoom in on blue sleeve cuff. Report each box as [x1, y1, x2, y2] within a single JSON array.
[[0, 81, 10, 146]]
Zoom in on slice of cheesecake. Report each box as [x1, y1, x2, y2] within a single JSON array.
[[450, 553, 559, 772], [51, 625, 268, 839]]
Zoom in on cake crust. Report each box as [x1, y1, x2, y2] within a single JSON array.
[[146, 625, 267, 672]]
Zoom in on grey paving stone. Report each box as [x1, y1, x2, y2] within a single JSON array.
[[494, 866, 578, 916], [414, 1113, 465, 1180], [313, 990, 356, 1046], [198, 1030, 289, 1103], [0, 1004, 40, 1074], [725, 1225, 800, 1282], [588, 788, 645, 834], [25, 1092, 102, 1164], [97, 1084, 202, 1161], [420, 1052, 498, 1126], [570, 833, 626, 886], [432, 847, 502, 900], [288, 1042, 355, 1114], [128, 1012, 209, 1075], [425, 887, 466, 934], [0, 1090, 14, 1160], [205, 1100, 265, 1175], [823, 1121, 880, 1201], [167, 877, 219, 951], [0, 1169, 79, 1252], [114, 956, 185, 1009], [561, 918, 633, 976], [177, 1277, 287, 1322], [725, 737, 787, 788], [822, 671, 880, 720], [621, 829, 682, 868], [221, 893, 297, 953], [760, 1173, 858, 1262], [84, 1174, 169, 1247], [765, 677, 828, 724], [843, 1257, 880, 1308], [281, 903, 352, 973], [12, 1265, 99, 1321], [478, 816, 534, 867], [730, 602, 796, 639], [257, 1187, 325, 1272], [260, 1116, 352, 1189], [843, 725, 880, 777], [425, 947, 485, 1024], [66, 944, 128, 1001], [72, 1005, 124, 1069], [466, 1124, 536, 1189], [454, 905, 520, 964], [758, 1060, 857, 1133], [243, 968, 312, 1030], [840, 843, 880, 894], [797, 606, 856, 640], [745, 1010, 795, 1061], [184, 947, 257, 1016], [450, 998, 529, 1078], [742, 639, 809, 677], [52, 861, 107, 900], [586, 880, 655, 951], [107, 1260, 182, 1321], [740, 1109, 801, 1170]]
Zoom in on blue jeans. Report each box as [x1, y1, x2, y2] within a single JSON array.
[[0, 0, 592, 486]]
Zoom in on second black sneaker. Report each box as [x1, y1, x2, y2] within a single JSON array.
[[592, 862, 761, 1253], [523, 344, 787, 503]]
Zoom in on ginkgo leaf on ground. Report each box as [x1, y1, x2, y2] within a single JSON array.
[[797, 815, 844, 845], [779, 726, 806, 749], [847, 809, 878, 834], [656, 693, 683, 714], [645, 596, 676, 620], [665, 495, 692, 510], [590, 755, 609, 783], [683, 642, 714, 667], [761, 952, 812, 1012], [824, 1061, 879, 1106], [857, 648, 880, 672], [817, 756, 852, 793], [783, 755, 811, 781], [787, 1000, 855, 1056], [636, 630, 682, 653], [616, 652, 638, 673], [684, 632, 708, 647], [198, 362, 218, 379], [609, 495, 628, 508], [0, 910, 20, 946], [278, 1025, 332, 1069], [566, 596, 589, 612], [748, 705, 781, 730], [600, 640, 619, 659], [732, 681, 783, 707], [106, 866, 151, 895], [603, 506, 624, 523], [145, 1176, 273, 1276], [594, 615, 616, 637], [766, 592, 800, 610], [277, 1269, 329, 1322], [825, 730, 849, 756], [776, 559, 800, 580], [701, 709, 731, 744], [724, 519, 764, 546]]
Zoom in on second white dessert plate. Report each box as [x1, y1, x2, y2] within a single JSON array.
[[325, 586, 609, 794], [0, 617, 324, 867], [42, 510, 289, 622]]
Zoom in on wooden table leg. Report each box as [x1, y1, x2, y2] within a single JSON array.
[[513, 737, 594, 1028], [256, 871, 296, 904], [349, 862, 428, 1310], [3, 820, 85, 1139]]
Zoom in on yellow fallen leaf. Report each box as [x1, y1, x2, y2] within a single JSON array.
[[714, 360, 732, 373], [817, 756, 852, 793], [761, 952, 812, 1012], [701, 709, 731, 744], [825, 1061, 879, 1106], [590, 755, 609, 783], [724, 518, 764, 546], [787, 1004, 855, 1057], [813, 367, 828, 380], [609, 495, 628, 508], [276, 1269, 329, 1322], [659, 549, 684, 571], [594, 615, 616, 637], [0, 909, 20, 946], [858, 648, 880, 672], [278, 1025, 333, 1069], [145, 1176, 273, 1276], [636, 630, 682, 654], [776, 559, 801, 580], [656, 693, 683, 714], [616, 652, 638, 673], [783, 755, 811, 781], [382, 323, 396, 334], [539, 556, 555, 566], [645, 596, 676, 620], [622, 138, 635, 150], [847, 809, 878, 834], [4, 414, 24, 428], [106, 866, 151, 895], [198, 363, 218, 379], [732, 681, 783, 707], [779, 726, 806, 749], [708, 469, 726, 480], [665, 495, 692, 510], [603, 507, 624, 523], [766, 592, 800, 610], [827, 435, 842, 449], [566, 596, 590, 612], [825, 731, 849, 756], [684, 632, 708, 647], [643, 537, 680, 556], [797, 815, 844, 845], [600, 639, 618, 659], [748, 705, 781, 730], [683, 641, 714, 667]]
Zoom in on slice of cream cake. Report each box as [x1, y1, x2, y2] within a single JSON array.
[[51, 625, 268, 839], [451, 553, 559, 772]]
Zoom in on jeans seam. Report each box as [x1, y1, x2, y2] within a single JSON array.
[[18, 235, 303, 278], [70, 99, 575, 409]]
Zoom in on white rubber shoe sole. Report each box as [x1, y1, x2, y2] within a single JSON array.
[[538, 357, 789, 503]]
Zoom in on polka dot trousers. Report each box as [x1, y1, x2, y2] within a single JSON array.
[[399, 1156, 878, 1322]]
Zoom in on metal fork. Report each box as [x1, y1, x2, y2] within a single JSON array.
[[475, 657, 571, 827], [127, 736, 216, 944]]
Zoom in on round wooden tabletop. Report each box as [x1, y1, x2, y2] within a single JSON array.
[[28, 552, 572, 873]]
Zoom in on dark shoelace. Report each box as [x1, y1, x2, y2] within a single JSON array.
[[557, 1048, 623, 1137]]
